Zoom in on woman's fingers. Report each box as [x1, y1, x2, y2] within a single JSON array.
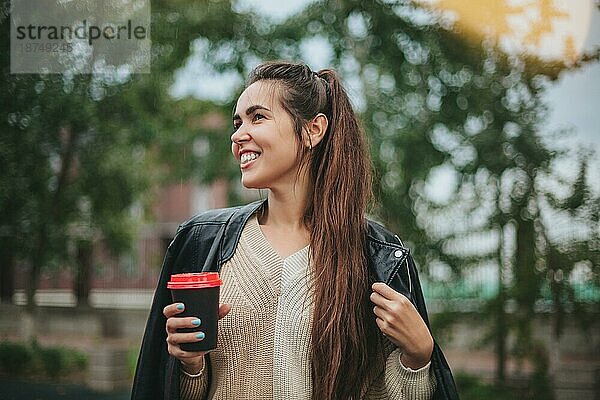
[[164, 302, 232, 319], [166, 335, 206, 359], [375, 316, 391, 337], [166, 330, 206, 346], [165, 302, 231, 343], [164, 302, 231, 327], [165, 315, 203, 333], [372, 304, 387, 320], [218, 303, 232, 319], [163, 302, 185, 318], [165, 325, 207, 359], [371, 283, 414, 319], [370, 291, 393, 310], [163, 302, 232, 363], [370, 283, 434, 368], [372, 282, 403, 301]]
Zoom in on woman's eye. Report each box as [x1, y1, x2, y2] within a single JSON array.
[[232, 114, 264, 133]]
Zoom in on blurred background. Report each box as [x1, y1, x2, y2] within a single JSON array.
[[1, 0, 598, 399]]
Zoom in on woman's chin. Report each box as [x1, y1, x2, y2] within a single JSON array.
[[241, 177, 267, 190]]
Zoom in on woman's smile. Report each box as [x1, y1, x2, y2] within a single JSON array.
[[240, 151, 261, 169]]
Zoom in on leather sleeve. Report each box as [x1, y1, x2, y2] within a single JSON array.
[[131, 225, 186, 400], [131, 221, 228, 400]]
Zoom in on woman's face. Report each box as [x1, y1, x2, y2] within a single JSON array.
[[231, 81, 304, 191]]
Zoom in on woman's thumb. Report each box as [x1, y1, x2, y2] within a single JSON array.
[[218, 303, 232, 319]]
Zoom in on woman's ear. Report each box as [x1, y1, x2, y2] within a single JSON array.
[[304, 113, 328, 149]]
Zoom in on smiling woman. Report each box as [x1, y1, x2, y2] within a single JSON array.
[[131, 61, 459, 400]]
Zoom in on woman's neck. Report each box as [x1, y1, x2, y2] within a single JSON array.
[[259, 188, 309, 233]]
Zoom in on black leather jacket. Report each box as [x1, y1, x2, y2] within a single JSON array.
[[131, 199, 459, 400]]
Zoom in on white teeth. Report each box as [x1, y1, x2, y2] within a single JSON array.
[[241, 152, 260, 163]]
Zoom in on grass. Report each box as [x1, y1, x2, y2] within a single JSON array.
[[0, 339, 87, 382]]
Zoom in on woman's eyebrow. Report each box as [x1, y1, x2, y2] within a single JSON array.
[[232, 104, 271, 120]]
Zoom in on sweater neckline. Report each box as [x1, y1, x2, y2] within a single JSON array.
[[245, 213, 310, 264]]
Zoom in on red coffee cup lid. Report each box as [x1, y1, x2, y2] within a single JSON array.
[[167, 272, 223, 289]]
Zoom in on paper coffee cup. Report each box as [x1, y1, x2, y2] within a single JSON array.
[[167, 272, 223, 352]]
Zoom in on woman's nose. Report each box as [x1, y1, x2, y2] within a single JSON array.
[[231, 126, 250, 143]]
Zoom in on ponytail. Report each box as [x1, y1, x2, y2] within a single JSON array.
[[308, 69, 380, 400]]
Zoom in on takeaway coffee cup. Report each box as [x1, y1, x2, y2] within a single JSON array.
[[167, 272, 223, 352]]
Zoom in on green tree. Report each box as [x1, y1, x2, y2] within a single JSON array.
[[0, 0, 264, 306], [1, 3, 155, 306]]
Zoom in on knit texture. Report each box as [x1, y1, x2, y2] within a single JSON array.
[[180, 213, 436, 399]]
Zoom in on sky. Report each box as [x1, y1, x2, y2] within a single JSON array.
[[544, 5, 600, 148], [537, 2, 599, 191]]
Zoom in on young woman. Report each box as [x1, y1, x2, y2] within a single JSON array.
[[131, 61, 458, 400]]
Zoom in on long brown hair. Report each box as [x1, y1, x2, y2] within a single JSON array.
[[246, 61, 381, 399]]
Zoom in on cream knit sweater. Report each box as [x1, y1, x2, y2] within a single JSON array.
[[180, 213, 436, 399]]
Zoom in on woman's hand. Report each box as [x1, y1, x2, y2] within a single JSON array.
[[370, 282, 434, 370], [164, 302, 232, 374]]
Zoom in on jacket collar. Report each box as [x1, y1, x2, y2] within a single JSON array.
[[217, 198, 410, 291]]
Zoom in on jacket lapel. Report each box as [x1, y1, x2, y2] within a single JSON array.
[[218, 199, 267, 267], [367, 237, 412, 299], [214, 198, 412, 299]]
